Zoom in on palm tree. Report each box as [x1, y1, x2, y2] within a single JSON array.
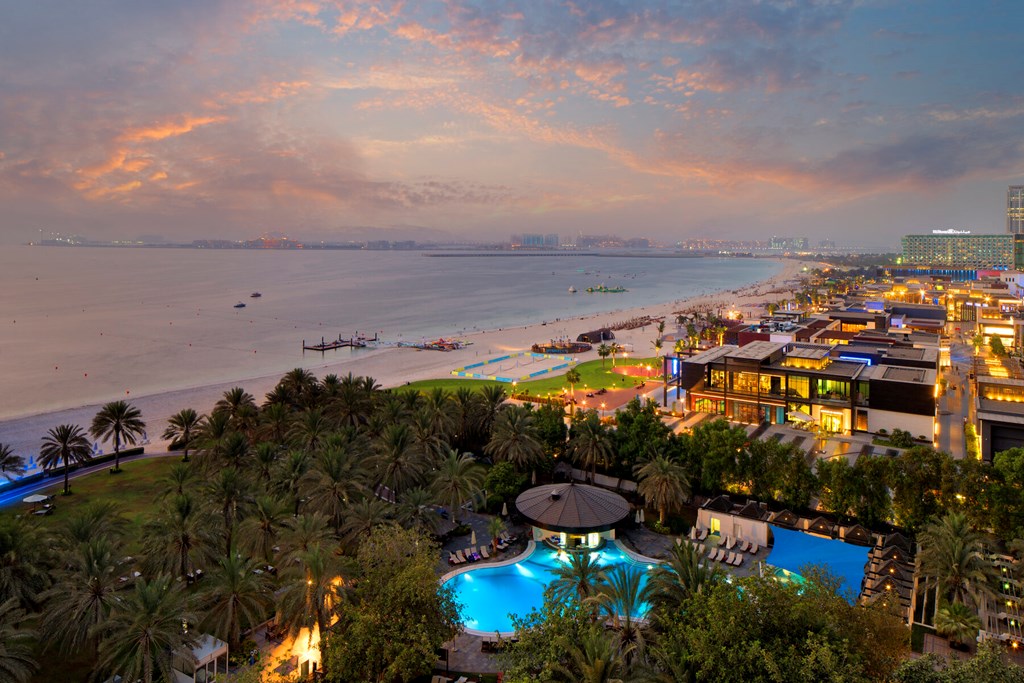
[[55, 501, 128, 551], [398, 487, 442, 535], [91, 400, 146, 473], [205, 467, 251, 557], [288, 407, 333, 454], [552, 626, 634, 683], [213, 386, 257, 423], [935, 600, 982, 646], [598, 343, 610, 367], [303, 447, 367, 531], [281, 513, 334, 561], [274, 450, 310, 516], [0, 444, 25, 481], [485, 406, 544, 474], [550, 552, 607, 605], [477, 385, 508, 437], [252, 442, 280, 485], [487, 516, 506, 554], [565, 368, 582, 416], [916, 512, 998, 609], [237, 495, 289, 565], [588, 565, 648, 663], [646, 540, 721, 612], [162, 462, 194, 498], [39, 423, 92, 495], [141, 493, 217, 581], [193, 411, 232, 471], [334, 373, 375, 427], [569, 413, 614, 483], [340, 497, 392, 549], [634, 455, 690, 525], [198, 552, 274, 652], [94, 575, 196, 683], [0, 598, 36, 682], [276, 545, 347, 642], [258, 401, 292, 445], [372, 423, 422, 495], [0, 517, 51, 609], [41, 536, 125, 654], [431, 449, 485, 525]]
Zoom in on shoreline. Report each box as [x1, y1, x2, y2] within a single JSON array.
[[0, 258, 816, 459]]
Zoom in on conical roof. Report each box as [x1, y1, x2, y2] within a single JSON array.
[[514, 483, 630, 534]]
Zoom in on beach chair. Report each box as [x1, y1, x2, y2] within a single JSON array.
[[697, 528, 708, 541], [716, 535, 727, 547], [454, 677, 469, 683], [738, 540, 750, 553], [455, 550, 468, 563], [431, 676, 452, 683], [726, 536, 736, 550], [724, 551, 736, 565], [480, 545, 490, 559], [731, 553, 744, 567], [689, 527, 697, 540], [448, 552, 461, 565], [748, 543, 759, 555]]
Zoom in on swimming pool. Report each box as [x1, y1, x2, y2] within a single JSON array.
[[765, 526, 870, 603], [444, 542, 654, 634]]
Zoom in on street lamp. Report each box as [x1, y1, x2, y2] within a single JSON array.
[[512, 380, 517, 397], [600, 402, 606, 418]]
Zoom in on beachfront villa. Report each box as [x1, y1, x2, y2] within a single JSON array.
[[514, 482, 631, 550], [668, 340, 937, 437]]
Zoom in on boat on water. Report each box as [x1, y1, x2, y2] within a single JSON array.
[[585, 284, 627, 293], [250, 292, 262, 298], [234, 302, 246, 308], [568, 286, 577, 293]]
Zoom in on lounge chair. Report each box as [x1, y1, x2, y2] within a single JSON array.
[[480, 545, 490, 559], [731, 553, 744, 567], [448, 552, 461, 565], [455, 550, 468, 563], [454, 677, 469, 683], [724, 551, 736, 564], [697, 528, 708, 541], [738, 540, 750, 553], [748, 543, 759, 555], [689, 527, 698, 540], [431, 676, 452, 683], [726, 536, 736, 550], [716, 535, 727, 547], [707, 548, 720, 562]]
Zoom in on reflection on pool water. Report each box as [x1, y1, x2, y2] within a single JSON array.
[[445, 542, 654, 634]]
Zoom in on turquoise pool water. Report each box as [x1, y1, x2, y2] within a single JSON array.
[[445, 543, 654, 634], [765, 526, 870, 603]]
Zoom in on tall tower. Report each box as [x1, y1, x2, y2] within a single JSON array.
[[1009, 185, 1024, 234]]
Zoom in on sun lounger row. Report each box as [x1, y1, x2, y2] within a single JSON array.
[[689, 543, 744, 567], [688, 527, 709, 541], [431, 676, 471, 683], [449, 534, 520, 565]]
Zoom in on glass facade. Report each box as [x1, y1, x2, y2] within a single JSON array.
[[901, 233, 1017, 269], [1010, 186, 1024, 234], [787, 375, 811, 399]]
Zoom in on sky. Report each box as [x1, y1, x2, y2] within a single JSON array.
[[0, 1, 1021, 248]]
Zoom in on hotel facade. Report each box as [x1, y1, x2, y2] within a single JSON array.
[[901, 231, 1024, 270], [668, 341, 937, 438]]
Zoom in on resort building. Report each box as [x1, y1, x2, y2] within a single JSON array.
[[667, 340, 937, 437], [514, 482, 631, 551], [900, 232, 1024, 270]]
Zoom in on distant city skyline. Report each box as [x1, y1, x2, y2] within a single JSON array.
[[1, 1, 1021, 247]]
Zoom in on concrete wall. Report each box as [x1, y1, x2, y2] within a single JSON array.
[[696, 509, 770, 547], [868, 408, 933, 439]]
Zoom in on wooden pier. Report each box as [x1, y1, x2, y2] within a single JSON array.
[[302, 333, 378, 353]]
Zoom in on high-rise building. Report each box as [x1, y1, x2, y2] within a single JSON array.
[[901, 231, 1024, 270], [1009, 185, 1024, 234]]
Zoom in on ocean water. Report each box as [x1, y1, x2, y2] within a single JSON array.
[[0, 246, 781, 420]]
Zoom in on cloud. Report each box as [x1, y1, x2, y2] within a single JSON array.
[[118, 115, 228, 143]]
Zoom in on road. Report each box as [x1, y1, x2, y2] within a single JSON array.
[[0, 448, 174, 509], [935, 340, 974, 459]]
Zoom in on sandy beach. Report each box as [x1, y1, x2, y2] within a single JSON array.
[[0, 258, 815, 460]]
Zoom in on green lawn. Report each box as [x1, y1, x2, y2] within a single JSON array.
[[10, 456, 179, 554], [398, 356, 661, 395]]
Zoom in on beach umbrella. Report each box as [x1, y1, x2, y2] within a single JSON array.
[[501, 502, 508, 517], [634, 510, 641, 524], [640, 509, 646, 523], [471, 530, 477, 546], [531, 471, 537, 485]]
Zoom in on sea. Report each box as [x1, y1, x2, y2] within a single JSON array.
[[0, 246, 781, 421]]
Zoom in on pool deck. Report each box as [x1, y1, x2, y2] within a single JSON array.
[[433, 517, 771, 676]]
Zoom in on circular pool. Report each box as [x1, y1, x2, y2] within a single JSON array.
[[444, 542, 655, 634]]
